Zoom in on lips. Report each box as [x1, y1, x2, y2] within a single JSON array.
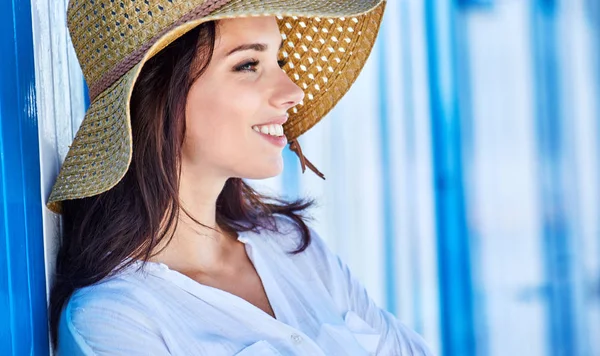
[[253, 114, 289, 126], [253, 127, 288, 148]]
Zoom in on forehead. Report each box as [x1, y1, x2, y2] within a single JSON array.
[[214, 17, 281, 50]]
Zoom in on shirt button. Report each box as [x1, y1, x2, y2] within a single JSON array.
[[290, 333, 303, 344]]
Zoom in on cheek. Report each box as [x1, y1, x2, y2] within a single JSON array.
[[183, 81, 261, 161]]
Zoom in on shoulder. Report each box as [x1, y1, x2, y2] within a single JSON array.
[[63, 268, 162, 336], [249, 213, 329, 255], [68, 274, 148, 311], [69, 264, 158, 306], [59, 270, 170, 354], [249, 214, 339, 277]]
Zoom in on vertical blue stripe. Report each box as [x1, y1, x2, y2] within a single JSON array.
[[456, 0, 494, 7], [83, 80, 91, 110], [590, 0, 600, 159], [376, 12, 397, 315], [452, 4, 488, 354], [0, 0, 49, 354], [0, 81, 16, 356], [593, 0, 600, 271], [399, 1, 424, 333], [424, 1, 476, 355], [282, 146, 300, 199], [530, 2, 578, 355]]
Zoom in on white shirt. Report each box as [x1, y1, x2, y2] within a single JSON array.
[[59, 216, 433, 355]]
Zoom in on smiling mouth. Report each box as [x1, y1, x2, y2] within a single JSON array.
[[251, 123, 285, 137], [251, 125, 288, 148]]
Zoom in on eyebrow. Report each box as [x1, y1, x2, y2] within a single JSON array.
[[226, 40, 285, 56]]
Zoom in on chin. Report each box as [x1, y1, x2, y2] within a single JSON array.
[[232, 156, 284, 179], [242, 168, 283, 180], [237, 161, 283, 180]]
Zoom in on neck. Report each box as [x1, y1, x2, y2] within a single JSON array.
[[149, 165, 241, 274]]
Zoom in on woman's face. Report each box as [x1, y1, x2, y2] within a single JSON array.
[[183, 17, 304, 180]]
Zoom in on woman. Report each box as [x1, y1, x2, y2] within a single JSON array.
[[48, 0, 432, 354]]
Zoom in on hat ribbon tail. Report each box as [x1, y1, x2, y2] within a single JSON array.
[[288, 139, 326, 180]]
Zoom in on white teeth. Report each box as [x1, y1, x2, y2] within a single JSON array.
[[252, 124, 284, 137], [269, 124, 279, 136]]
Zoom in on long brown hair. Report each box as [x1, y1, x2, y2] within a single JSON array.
[[49, 21, 314, 348]]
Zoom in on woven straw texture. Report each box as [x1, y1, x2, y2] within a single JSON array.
[[48, 0, 386, 213]]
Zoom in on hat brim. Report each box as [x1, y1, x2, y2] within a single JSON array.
[[47, 0, 386, 214]]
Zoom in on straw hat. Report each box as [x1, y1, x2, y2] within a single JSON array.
[[47, 0, 387, 214]]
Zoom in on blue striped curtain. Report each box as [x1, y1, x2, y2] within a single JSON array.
[[256, 1, 600, 355]]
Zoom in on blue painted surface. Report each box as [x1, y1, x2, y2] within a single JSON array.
[[83, 80, 90, 110], [530, 2, 577, 355], [424, 1, 476, 355], [375, 15, 397, 316], [0, 0, 49, 354]]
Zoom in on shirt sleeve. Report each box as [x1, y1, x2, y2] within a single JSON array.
[[306, 226, 435, 356], [59, 288, 172, 356]]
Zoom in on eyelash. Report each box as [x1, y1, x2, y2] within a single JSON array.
[[234, 58, 289, 72]]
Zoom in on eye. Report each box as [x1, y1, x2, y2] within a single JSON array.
[[234, 58, 289, 73], [234, 60, 259, 72]]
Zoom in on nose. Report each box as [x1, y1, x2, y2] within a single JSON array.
[[270, 70, 305, 111]]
